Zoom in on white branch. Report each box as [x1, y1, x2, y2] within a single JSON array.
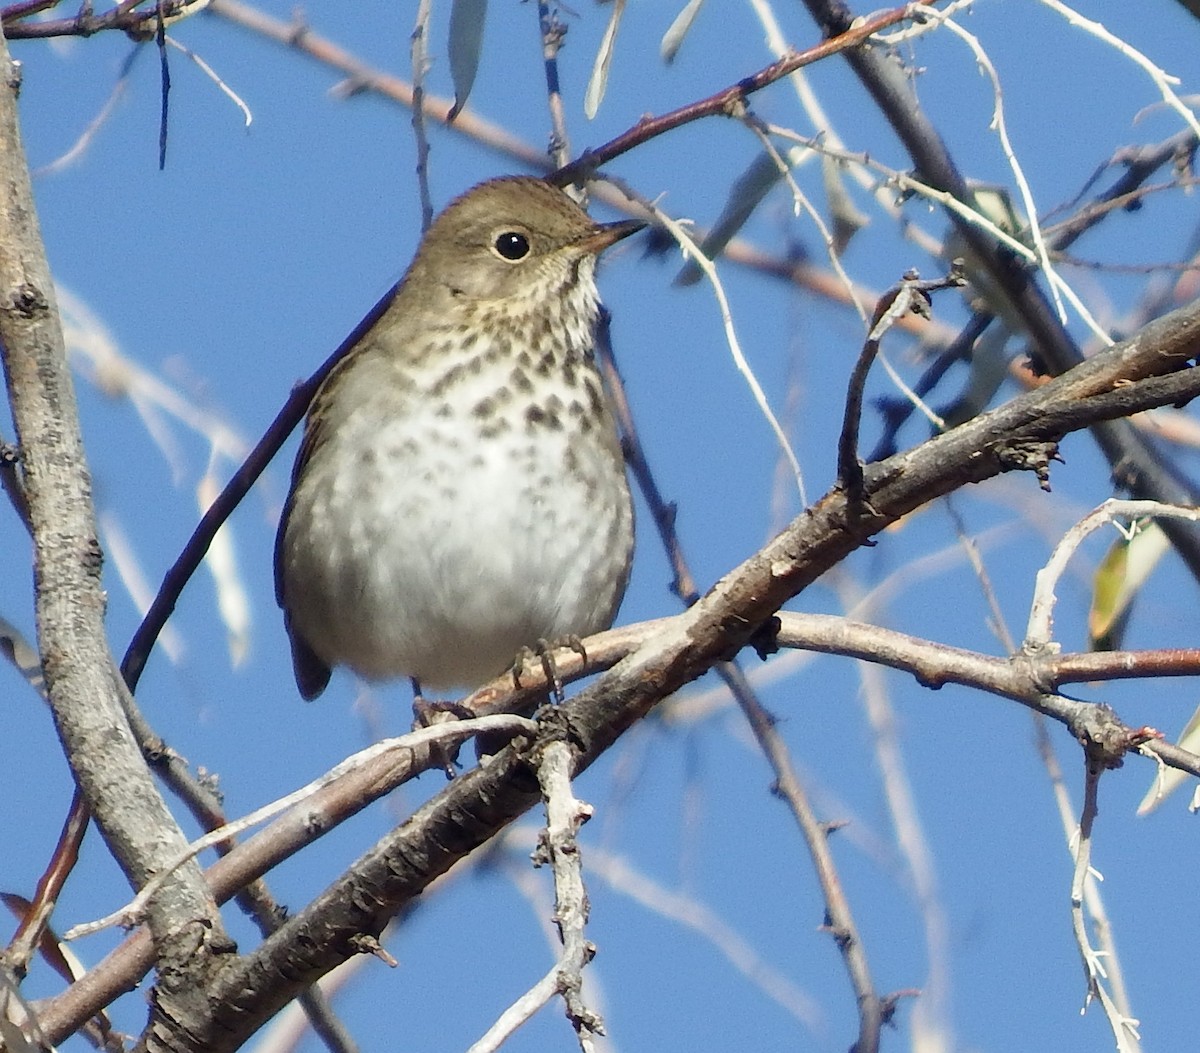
[[469, 739, 601, 1052], [65, 714, 538, 940], [1023, 499, 1200, 655]]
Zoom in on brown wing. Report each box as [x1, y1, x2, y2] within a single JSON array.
[[274, 409, 334, 700], [273, 280, 406, 700]]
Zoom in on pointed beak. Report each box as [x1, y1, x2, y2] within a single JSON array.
[[578, 217, 646, 254]]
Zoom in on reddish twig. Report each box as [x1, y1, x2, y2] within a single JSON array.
[[550, 5, 916, 188], [2, 0, 194, 39], [4, 790, 89, 974]]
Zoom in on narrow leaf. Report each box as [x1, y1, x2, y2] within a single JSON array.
[[1088, 520, 1168, 650], [448, 0, 487, 121], [661, 0, 706, 63], [585, 0, 626, 119], [1088, 532, 1131, 651]]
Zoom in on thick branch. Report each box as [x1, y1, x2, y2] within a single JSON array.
[[119, 290, 1200, 1053], [799, 0, 1200, 580], [0, 23, 230, 1046], [38, 590, 1200, 1041]]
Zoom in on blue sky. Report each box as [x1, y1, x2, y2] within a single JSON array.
[[4, 2, 1200, 1051]]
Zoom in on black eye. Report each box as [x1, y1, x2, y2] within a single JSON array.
[[494, 231, 530, 261]]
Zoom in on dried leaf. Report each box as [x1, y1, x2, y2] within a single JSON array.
[[584, 0, 626, 119], [447, 0, 487, 121], [661, 0, 705, 63]]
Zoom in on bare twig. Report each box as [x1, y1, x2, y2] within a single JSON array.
[[798, 0, 1200, 581], [596, 314, 698, 605], [4, 791, 89, 974], [1069, 762, 1143, 1051], [729, 661, 888, 1051], [209, 0, 548, 170], [155, 0, 170, 169], [536, 2, 572, 175], [1, 0, 210, 38], [0, 21, 227, 1035], [120, 282, 398, 691], [1024, 500, 1200, 655], [471, 731, 601, 1052], [838, 269, 965, 498], [550, 5, 917, 188], [409, 0, 434, 230], [65, 715, 538, 941]]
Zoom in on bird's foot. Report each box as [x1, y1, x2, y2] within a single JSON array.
[[411, 686, 475, 779], [511, 635, 588, 704]]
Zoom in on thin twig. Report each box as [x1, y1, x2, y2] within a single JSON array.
[[537, 2, 572, 175], [838, 270, 964, 498], [730, 664, 887, 1052], [798, 0, 1200, 583], [409, 0, 434, 230], [1036, 0, 1200, 142], [595, 313, 699, 605], [867, 313, 991, 462], [550, 5, 917, 188], [4, 791, 89, 973], [163, 32, 252, 127], [1069, 761, 1143, 1051], [643, 195, 806, 499], [120, 282, 398, 691], [1, 0, 210, 38], [1023, 500, 1200, 655], [66, 714, 537, 941], [155, 0, 170, 169]]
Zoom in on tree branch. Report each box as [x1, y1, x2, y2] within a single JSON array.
[[0, 21, 231, 1042], [99, 289, 1200, 1053], [798, 0, 1200, 581]]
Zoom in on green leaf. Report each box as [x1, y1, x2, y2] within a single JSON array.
[[1088, 520, 1168, 650]]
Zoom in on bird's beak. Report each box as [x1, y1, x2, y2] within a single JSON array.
[[579, 218, 646, 254]]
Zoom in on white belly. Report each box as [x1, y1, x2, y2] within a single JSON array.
[[281, 372, 633, 691]]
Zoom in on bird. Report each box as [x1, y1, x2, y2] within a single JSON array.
[[275, 176, 641, 701]]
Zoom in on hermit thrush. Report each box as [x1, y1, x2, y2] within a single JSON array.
[[275, 176, 641, 700]]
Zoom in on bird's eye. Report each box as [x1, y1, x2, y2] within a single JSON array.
[[493, 231, 531, 261]]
